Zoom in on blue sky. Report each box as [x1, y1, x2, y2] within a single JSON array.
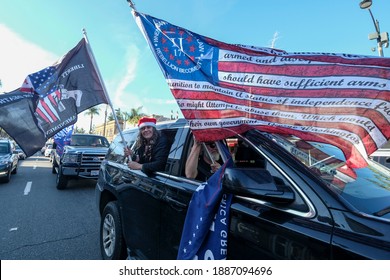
[[1, 0, 389, 130]]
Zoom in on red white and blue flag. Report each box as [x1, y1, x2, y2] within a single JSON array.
[[21, 66, 57, 94], [135, 12, 390, 168], [0, 38, 108, 156]]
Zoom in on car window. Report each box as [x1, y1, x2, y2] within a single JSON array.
[[106, 130, 139, 163], [178, 133, 310, 214], [0, 143, 10, 154], [227, 135, 310, 214], [248, 130, 390, 219]]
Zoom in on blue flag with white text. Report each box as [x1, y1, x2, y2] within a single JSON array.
[[177, 145, 233, 260], [53, 125, 73, 157]]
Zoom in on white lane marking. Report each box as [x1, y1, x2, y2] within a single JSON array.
[[24, 181, 32, 195], [9, 228, 18, 231]]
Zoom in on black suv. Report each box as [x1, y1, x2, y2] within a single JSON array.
[[96, 119, 390, 260], [0, 139, 19, 183], [52, 134, 110, 189]]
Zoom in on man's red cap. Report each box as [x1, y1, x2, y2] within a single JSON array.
[[138, 117, 157, 129]]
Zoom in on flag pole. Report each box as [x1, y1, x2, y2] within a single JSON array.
[[126, 0, 137, 11], [82, 28, 127, 147]]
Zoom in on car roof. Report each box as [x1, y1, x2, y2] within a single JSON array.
[[72, 134, 107, 138], [122, 118, 188, 134]]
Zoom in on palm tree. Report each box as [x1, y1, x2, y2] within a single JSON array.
[[107, 106, 144, 127], [107, 108, 124, 122], [74, 126, 86, 134], [129, 106, 144, 126], [114, 108, 124, 121], [84, 106, 101, 134], [122, 111, 131, 130]]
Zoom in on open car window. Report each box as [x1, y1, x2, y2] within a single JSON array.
[[250, 131, 390, 219]]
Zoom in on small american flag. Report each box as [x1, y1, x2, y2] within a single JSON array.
[[20, 66, 57, 96]]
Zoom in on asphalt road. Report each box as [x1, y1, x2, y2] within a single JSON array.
[[0, 154, 101, 260]]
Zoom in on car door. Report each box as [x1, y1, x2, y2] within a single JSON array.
[[157, 127, 196, 259], [119, 168, 168, 259], [115, 126, 183, 259], [105, 128, 166, 260], [226, 133, 334, 259]]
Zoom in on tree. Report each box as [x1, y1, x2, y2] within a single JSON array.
[[74, 126, 86, 134], [84, 106, 101, 134], [128, 106, 144, 126], [122, 111, 131, 129], [107, 108, 124, 122], [106, 106, 144, 128]]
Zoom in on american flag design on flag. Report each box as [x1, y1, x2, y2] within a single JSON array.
[[20, 66, 57, 95], [0, 38, 108, 157], [135, 12, 390, 168], [18, 38, 108, 139], [21, 66, 61, 124]]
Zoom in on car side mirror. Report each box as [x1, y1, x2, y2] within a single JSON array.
[[222, 167, 295, 204]]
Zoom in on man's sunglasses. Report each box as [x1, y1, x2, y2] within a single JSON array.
[[205, 142, 216, 148]]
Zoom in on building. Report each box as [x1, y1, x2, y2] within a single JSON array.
[[94, 120, 124, 142]]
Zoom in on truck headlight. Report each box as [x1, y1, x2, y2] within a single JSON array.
[[62, 154, 79, 163]]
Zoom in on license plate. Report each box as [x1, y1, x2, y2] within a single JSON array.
[[91, 170, 99, 176]]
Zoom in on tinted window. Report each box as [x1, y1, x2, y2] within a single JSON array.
[[71, 135, 109, 147]]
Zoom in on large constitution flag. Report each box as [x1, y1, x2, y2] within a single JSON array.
[[134, 11, 390, 168], [0, 38, 108, 156]]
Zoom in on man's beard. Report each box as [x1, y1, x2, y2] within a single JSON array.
[[211, 151, 220, 161]]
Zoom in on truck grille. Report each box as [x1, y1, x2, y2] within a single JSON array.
[[80, 153, 106, 166]]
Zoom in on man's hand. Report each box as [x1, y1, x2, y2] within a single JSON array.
[[210, 162, 221, 173], [124, 146, 133, 157], [127, 161, 142, 170]]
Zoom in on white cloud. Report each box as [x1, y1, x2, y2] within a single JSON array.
[[0, 24, 57, 92], [111, 45, 143, 111]]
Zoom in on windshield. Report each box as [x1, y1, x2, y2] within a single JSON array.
[[0, 143, 10, 154], [255, 131, 390, 218], [70, 135, 110, 147]]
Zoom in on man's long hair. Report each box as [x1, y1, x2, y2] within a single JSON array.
[[135, 127, 160, 148], [135, 127, 160, 161]]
